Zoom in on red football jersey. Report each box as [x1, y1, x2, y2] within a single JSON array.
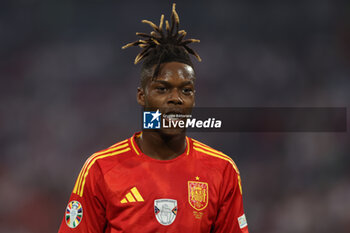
[[58, 132, 249, 233]]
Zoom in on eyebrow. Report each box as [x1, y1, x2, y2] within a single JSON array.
[[153, 80, 194, 86]]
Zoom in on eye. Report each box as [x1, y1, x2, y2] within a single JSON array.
[[182, 87, 194, 95], [156, 86, 167, 93]]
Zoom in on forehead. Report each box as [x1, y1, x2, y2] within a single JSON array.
[[155, 62, 195, 82]]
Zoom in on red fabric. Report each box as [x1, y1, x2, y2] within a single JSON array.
[[58, 132, 249, 233]]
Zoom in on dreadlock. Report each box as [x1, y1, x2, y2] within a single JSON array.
[[122, 3, 201, 87]]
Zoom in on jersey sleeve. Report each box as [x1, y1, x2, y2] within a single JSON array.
[[58, 161, 107, 233], [211, 162, 249, 233]]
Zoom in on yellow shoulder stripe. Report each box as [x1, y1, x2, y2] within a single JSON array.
[[193, 142, 226, 156], [109, 139, 128, 148], [78, 147, 131, 197], [192, 139, 243, 195], [192, 140, 239, 173], [192, 139, 230, 158], [130, 137, 140, 156], [193, 147, 239, 174], [186, 137, 190, 155], [73, 143, 129, 194]]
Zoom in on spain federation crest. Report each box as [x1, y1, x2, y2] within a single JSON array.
[[65, 200, 83, 228], [188, 181, 209, 211], [154, 199, 177, 226]]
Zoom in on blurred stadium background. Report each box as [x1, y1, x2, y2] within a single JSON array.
[[1, 0, 349, 232]]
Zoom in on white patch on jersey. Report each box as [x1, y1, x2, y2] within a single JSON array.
[[238, 214, 248, 229], [65, 200, 83, 228], [154, 199, 177, 226]]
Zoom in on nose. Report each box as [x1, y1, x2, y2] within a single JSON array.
[[167, 88, 183, 105]]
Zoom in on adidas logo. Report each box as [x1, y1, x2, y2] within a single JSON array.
[[120, 187, 144, 203]]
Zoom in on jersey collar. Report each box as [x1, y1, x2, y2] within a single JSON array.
[[129, 132, 192, 158]]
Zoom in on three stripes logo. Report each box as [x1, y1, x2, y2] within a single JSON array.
[[120, 187, 144, 203]]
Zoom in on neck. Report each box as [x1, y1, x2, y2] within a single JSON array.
[[135, 131, 187, 160]]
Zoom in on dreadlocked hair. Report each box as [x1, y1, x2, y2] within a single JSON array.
[[122, 3, 201, 87]]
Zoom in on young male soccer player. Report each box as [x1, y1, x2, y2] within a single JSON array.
[[58, 4, 249, 233]]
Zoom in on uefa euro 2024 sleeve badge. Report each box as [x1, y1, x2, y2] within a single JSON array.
[[65, 200, 83, 228], [188, 181, 209, 211], [154, 199, 178, 225]]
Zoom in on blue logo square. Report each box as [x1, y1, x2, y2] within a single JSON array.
[[143, 110, 161, 129]]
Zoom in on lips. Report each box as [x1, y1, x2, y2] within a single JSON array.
[[164, 109, 185, 118], [165, 112, 183, 117], [164, 108, 185, 115], [164, 114, 182, 121], [161, 108, 192, 130]]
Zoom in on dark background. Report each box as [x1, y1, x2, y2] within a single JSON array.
[[1, 0, 349, 232]]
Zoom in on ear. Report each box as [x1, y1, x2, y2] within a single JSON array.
[[137, 87, 145, 106]]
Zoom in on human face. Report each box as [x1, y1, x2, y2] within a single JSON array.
[[137, 62, 195, 130]]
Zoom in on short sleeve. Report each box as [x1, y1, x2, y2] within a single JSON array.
[[211, 162, 249, 233], [58, 162, 107, 233]]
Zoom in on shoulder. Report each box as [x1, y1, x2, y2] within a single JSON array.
[[85, 138, 133, 173], [189, 137, 240, 175], [72, 137, 133, 197], [79, 137, 133, 179]]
